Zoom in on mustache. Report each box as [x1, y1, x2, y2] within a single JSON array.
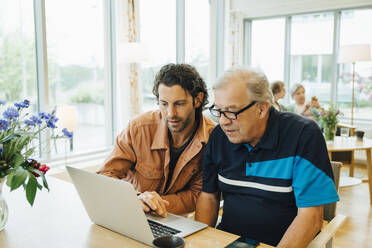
[[167, 118, 181, 122]]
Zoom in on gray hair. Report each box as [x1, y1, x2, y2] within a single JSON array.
[[290, 83, 305, 99], [213, 67, 273, 105]]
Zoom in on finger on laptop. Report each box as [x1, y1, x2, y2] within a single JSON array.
[[147, 191, 167, 217], [140, 200, 150, 212], [138, 191, 169, 217], [153, 192, 168, 217]]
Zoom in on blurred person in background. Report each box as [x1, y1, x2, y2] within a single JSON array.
[[270, 80, 286, 111], [287, 84, 322, 122]]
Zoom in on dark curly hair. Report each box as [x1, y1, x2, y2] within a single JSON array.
[[152, 63, 208, 117]]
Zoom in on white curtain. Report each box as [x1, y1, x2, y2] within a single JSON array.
[[228, 11, 244, 67]]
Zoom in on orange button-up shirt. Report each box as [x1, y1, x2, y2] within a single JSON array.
[[97, 110, 216, 215]]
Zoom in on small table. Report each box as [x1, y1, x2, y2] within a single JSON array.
[[327, 137, 372, 204]]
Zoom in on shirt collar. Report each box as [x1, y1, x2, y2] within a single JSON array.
[[255, 106, 280, 150], [151, 117, 169, 150]]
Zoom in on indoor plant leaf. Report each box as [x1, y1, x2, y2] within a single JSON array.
[[27, 167, 49, 191], [6, 166, 28, 191], [26, 174, 37, 206]]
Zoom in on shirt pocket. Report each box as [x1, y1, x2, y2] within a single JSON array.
[[174, 161, 201, 190], [134, 163, 164, 192]]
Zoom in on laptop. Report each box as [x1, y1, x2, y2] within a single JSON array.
[[66, 166, 207, 246]]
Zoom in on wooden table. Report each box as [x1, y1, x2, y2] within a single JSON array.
[[327, 137, 372, 204], [0, 176, 272, 248]]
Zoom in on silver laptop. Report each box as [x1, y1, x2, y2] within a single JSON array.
[[66, 166, 207, 246]]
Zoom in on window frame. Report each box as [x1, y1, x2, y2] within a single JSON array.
[[243, 6, 372, 123], [28, 0, 215, 163], [31, 0, 116, 162]]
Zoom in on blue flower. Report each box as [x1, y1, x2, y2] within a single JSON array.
[[62, 128, 73, 139], [0, 147, 2, 154], [24, 115, 42, 127], [46, 114, 58, 129], [0, 100, 6, 105], [46, 119, 57, 128], [0, 119, 9, 131], [14, 102, 26, 108], [14, 99, 30, 109], [24, 119, 35, 126], [3, 107, 19, 120], [38, 112, 50, 119], [23, 99, 30, 107], [30, 115, 42, 124]]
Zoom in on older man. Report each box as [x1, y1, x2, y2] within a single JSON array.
[[97, 64, 215, 217], [195, 68, 339, 247]]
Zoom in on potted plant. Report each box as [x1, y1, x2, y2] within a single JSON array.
[[0, 99, 73, 230]]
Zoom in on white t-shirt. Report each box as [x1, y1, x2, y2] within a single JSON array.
[[294, 104, 306, 115]]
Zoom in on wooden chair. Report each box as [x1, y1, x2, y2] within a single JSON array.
[[307, 161, 346, 248]]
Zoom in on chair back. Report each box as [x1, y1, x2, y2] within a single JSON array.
[[323, 161, 342, 222]]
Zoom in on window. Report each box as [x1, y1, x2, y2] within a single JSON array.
[[251, 18, 285, 82], [185, 0, 210, 85], [338, 9, 372, 121], [290, 13, 334, 104], [140, 0, 176, 112], [0, 0, 37, 107], [45, 0, 108, 155]]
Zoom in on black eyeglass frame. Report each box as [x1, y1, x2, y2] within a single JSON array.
[[209, 101, 257, 120]]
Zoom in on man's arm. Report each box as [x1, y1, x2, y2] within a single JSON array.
[[161, 170, 203, 215], [97, 128, 137, 179], [96, 159, 132, 179], [277, 205, 323, 248], [195, 191, 220, 227]]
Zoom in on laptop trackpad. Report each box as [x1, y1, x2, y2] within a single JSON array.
[[146, 213, 184, 225]]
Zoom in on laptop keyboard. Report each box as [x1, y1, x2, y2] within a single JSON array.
[[148, 219, 181, 238]]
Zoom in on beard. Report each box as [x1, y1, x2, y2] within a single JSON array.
[[167, 114, 193, 133]]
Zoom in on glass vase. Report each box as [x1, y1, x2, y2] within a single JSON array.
[[0, 177, 9, 231], [324, 124, 336, 142]]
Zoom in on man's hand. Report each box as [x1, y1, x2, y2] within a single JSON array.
[[138, 191, 170, 218]]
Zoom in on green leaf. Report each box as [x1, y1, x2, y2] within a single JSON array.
[[16, 135, 31, 151], [40, 172, 49, 191], [27, 167, 49, 191], [0, 134, 19, 143], [6, 166, 28, 191], [26, 175, 37, 206], [36, 181, 42, 190], [24, 147, 35, 158], [12, 152, 24, 168], [3, 140, 17, 161]]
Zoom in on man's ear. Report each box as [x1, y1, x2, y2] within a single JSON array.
[[257, 102, 270, 118], [194, 92, 204, 108]]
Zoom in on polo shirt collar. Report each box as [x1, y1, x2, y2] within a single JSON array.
[[255, 107, 279, 150]]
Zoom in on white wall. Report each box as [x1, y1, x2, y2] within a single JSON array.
[[232, 0, 372, 18]]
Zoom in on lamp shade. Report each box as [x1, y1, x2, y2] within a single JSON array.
[[338, 44, 371, 63], [56, 105, 78, 132], [118, 42, 148, 63]]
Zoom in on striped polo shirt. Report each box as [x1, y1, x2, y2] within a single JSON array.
[[202, 107, 339, 246]]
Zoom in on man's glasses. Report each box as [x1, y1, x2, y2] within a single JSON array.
[[209, 101, 257, 120]]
